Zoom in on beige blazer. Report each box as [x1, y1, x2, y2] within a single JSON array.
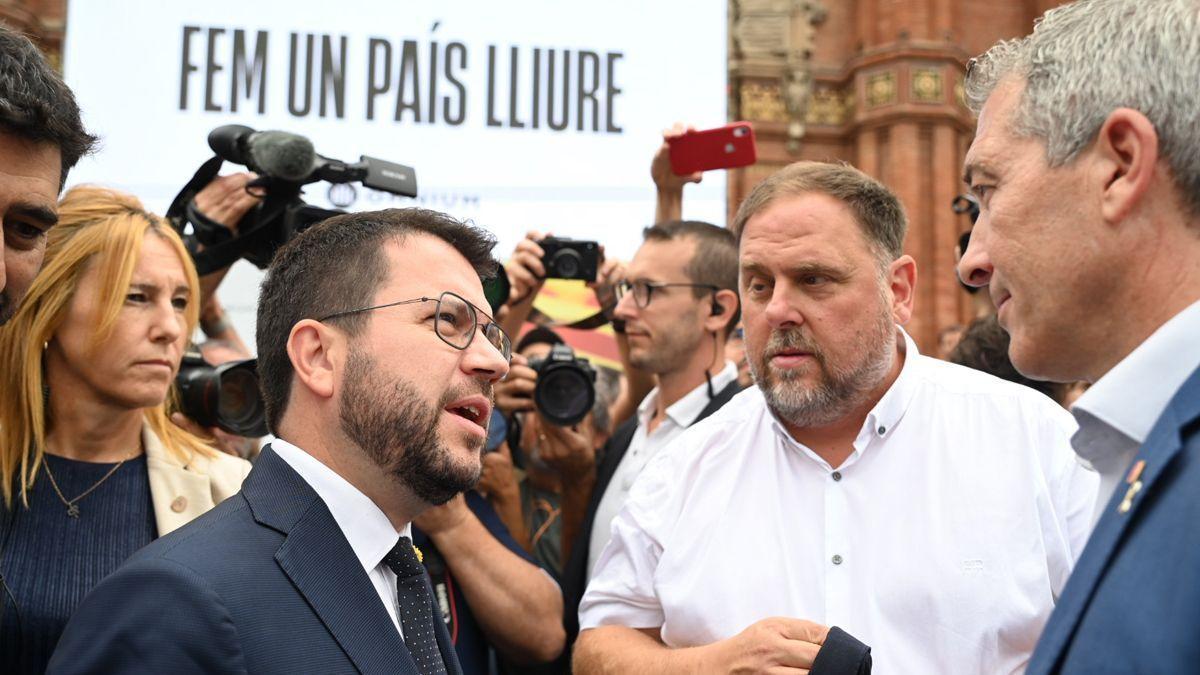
[[143, 425, 252, 535]]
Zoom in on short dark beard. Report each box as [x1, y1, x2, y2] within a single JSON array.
[[750, 298, 895, 429], [338, 346, 488, 505], [627, 318, 705, 375]]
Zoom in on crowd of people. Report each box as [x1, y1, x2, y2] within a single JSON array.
[[1, 0, 1199, 673]]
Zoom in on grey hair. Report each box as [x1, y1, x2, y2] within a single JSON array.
[[966, 0, 1200, 215]]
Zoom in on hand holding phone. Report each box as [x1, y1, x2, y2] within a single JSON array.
[[667, 122, 757, 175]]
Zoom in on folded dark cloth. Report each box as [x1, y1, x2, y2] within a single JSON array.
[[811, 626, 872, 675]]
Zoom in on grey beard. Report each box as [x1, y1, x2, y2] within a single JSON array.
[[751, 319, 896, 429]]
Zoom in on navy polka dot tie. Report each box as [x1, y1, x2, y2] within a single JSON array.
[[383, 536, 448, 675]]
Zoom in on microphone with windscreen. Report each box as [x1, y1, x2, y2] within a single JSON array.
[[207, 125, 316, 182], [169, 124, 419, 273]]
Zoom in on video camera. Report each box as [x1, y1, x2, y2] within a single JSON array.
[[528, 343, 597, 426], [168, 125, 419, 275]]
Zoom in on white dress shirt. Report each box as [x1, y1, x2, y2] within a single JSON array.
[[273, 439, 410, 639], [1071, 299, 1200, 524], [588, 362, 739, 579], [580, 330, 1098, 674]]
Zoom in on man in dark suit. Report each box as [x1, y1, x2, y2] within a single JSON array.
[[48, 208, 513, 674], [958, 0, 1200, 671], [558, 220, 743, 654]]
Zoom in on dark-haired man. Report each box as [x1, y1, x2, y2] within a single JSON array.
[[575, 161, 1097, 674], [50, 209, 531, 674], [0, 24, 95, 325]]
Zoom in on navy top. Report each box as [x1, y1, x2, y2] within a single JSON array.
[[0, 454, 156, 674], [413, 490, 539, 675]]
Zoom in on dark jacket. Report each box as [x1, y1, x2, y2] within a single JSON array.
[[47, 447, 462, 675], [1028, 365, 1200, 674]]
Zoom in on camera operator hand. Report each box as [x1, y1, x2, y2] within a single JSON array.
[[193, 172, 261, 233], [193, 172, 263, 306], [651, 122, 703, 191], [494, 353, 538, 415], [508, 231, 549, 302], [652, 122, 701, 224], [476, 440, 532, 552], [412, 492, 472, 535], [534, 415, 596, 482], [588, 252, 626, 317], [477, 441, 519, 502], [498, 231, 550, 338]]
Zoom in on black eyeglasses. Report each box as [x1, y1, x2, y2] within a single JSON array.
[[318, 291, 512, 363], [615, 279, 718, 309]]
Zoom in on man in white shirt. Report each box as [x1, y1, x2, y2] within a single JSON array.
[[575, 161, 1097, 674], [559, 220, 744, 652], [50, 208, 562, 674], [956, 1, 1200, 672]]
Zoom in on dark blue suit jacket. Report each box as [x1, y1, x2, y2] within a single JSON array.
[[46, 447, 463, 675], [1028, 366, 1200, 674]]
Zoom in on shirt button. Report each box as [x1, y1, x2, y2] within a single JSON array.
[[171, 496, 188, 513], [832, 554, 843, 565], [831, 471, 842, 482], [877, 425, 887, 435]]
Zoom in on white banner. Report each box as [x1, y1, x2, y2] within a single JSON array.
[[63, 0, 727, 349]]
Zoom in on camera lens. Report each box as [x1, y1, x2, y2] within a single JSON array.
[[176, 355, 269, 437], [549, 249, 582, 279], [535, 366, 594, 426], [218, 367, 264, 431]]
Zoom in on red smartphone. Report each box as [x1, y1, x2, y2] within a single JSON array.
[[667, 122, 757, 175]]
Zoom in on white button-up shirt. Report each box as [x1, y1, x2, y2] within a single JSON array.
[[580, 331, 1097, 674], [1071, 299, 1200, 524], [273, 439, 410, 639], [587, 361, 739, 579]]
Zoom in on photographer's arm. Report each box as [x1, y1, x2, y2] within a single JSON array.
[[191, 173, 262, 306], [498, 232, 549, 339], [651, 123, 702, 225], [415, 495, 565, 664], [475, 441, 533, 553], [536, 418, 597, 564]]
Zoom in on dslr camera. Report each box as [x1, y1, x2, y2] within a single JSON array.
[[540, 237, 599, 281], [175, 352, 269, 437], [528, 343, 597, 426]]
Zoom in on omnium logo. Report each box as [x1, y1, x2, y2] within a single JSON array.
[[381, 169, 411, 182], [327, 183, 358, 208]]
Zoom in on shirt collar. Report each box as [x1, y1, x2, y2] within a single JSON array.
[[638, 361, 740, 428], [1072, 299, 1200, 457], [768, 327, 919, 466], [859, 328, 921, 446], [271, 438, 410, 574]]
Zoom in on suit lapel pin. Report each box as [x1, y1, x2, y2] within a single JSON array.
[[1118, 460, 1146, 514]]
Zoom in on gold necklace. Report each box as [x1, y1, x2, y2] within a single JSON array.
[[42, 451, 135, 519]]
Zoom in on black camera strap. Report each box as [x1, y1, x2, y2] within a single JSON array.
[[165, 156, 292, 275]]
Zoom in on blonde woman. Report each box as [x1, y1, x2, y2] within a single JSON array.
[[0, 186, 250, 673]]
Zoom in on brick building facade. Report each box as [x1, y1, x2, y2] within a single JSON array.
[[729, 0, 1066, 351]]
